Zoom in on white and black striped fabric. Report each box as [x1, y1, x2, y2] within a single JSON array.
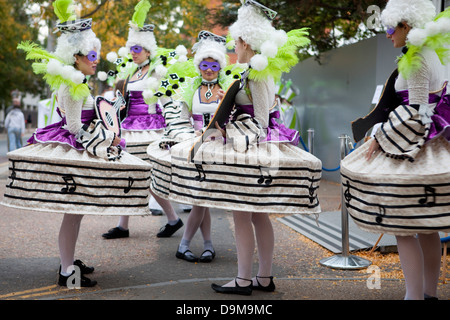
[[167, 138, 322, 214], [341, 136, 450, 236], [121, 129, 162, 163], [78, 120, 122, 161], [158, 101, 195, 149], [374, 104, 429, 162], [147, 139, 175, 200], [2, 143, 152, 216]]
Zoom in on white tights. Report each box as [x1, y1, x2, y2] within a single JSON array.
[[396, 232, 441, 300], [223, 211, 274, 287], [58, 214, 84, 275]]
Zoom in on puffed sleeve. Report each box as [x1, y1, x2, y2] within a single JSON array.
[[248, 77, 275, 129]]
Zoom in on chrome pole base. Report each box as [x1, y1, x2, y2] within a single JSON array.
[[320, 254, 372, 270]]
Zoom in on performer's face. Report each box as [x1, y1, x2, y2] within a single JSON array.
[[74, 49, 98, 76], [200, 58, 220, 81], [131, 46, 150, 65], [386, 22, 411, 48]]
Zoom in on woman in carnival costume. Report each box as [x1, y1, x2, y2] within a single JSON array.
[[165, 0, 320, 295], [342, 0, 450, 300], [1, 0, 153, 287], [146, 30, 242, 263], [101, 0, 188, 240]]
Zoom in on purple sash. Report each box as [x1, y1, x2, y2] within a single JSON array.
[[121, 91, 165, 130], [234, 105, 299, 145], [397, 88, 450, 141]]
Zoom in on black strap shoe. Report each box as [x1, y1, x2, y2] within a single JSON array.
[[252, 276, 275, 292], [102, 227, 129, 239], [157, 219, 183, 238], [176, 249, 199, 262], [199, 249, 216, 263], [211, 277, 252, 296], [73, 259, 94, 274]]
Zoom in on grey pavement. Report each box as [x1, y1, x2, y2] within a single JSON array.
[[0, 131, 449, 306]]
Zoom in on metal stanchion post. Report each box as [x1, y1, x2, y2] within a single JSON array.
[[320, 134, 372, 269], [307, 128, 314, 155]]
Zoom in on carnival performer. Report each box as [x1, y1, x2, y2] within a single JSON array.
[[146, 30, 240, 262], [2, 0, 153, 288], [101, 0, 186, 240], [165, 0, 320, 295], [341, 0, 450, 300]]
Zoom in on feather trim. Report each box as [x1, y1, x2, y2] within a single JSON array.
[[53, 0, 77, 23]]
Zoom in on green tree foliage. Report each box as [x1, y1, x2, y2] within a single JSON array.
[[0, 0, 45, 108], [210, 0, 388, 60]]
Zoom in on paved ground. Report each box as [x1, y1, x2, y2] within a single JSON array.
[[0, 133, 449, 308]]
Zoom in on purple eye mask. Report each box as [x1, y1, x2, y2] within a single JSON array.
[[130, 45, 143, 54], [386, 27, 396, 35], [86, 50, 98, 62], [199, 60, 221, 72]]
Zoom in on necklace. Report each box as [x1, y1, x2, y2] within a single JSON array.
[[201, 78, 218, 100], [136, 59, 150, 79]]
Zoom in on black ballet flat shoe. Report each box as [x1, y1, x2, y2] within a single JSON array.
[[211, 277, 252, 296], [102, 227, 129, 239], [157, 219, 183, 238], [58, 271, 97, 288], [199, 249, 216, 263], [252, 276, 275, 292], [176, 249, 199, 262]]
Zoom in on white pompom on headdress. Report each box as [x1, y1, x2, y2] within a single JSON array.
[[381, 0, 437, 29], [126, 0, 158, 59], [192, 30, 227, 71], [229, 0, 286, 71]]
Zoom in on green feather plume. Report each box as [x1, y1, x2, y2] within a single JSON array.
[[132, 0, 151, 28], [399, 7, 450, 79], [53, 0, 77, 23], [17, 41, 89, 101], [248, 28, 310, 82]]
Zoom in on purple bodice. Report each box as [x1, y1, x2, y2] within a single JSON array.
[[121, 91, 165, 131]]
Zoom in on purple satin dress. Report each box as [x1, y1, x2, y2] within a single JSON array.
[[397, 88, 450, 141], [234, 105, 300, 145], [121, 91, 165, 131]]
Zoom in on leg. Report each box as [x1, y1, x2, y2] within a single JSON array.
[[224, 211, 255, 287], [396, 235, 424, 300], [7, 128, 17, 151], [152, 189, 183, 238], [176, 206, 206, 262], [58, 214, 84, 275], [418, 232, 441, 299], [252, 213, 274, 287]]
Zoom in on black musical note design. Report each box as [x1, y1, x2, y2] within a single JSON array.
[[344, 180, 352, 203], [418, 185, 436, 207], [61, 175, 77, 194], [9, 161, 16, 187], [195, 164, 206, 182], [308, 179, 316, 204], [375, 205, 386, 224], [124, 177, 134, 194], [257, 167, 273, 185]]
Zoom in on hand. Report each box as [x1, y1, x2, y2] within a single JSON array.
[[217, 89, 225, 100], [215, 121, 226, 137], [112, 135, 122, 146], [366, 138, 379, 161]]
